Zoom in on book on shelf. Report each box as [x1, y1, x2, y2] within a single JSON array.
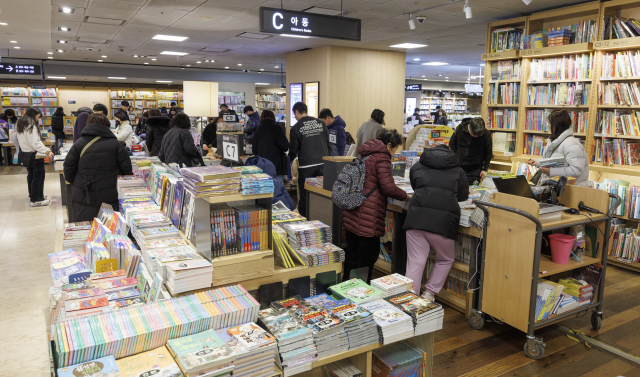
[[488, 82, 519, 105], [490, 27, 523, 53], [591, 138, 640, 165], [527, 83, 590, 106], [488, 109, 518, 130], [528, 53, 593, 82], [492, 132, 516, 154], [602, 16, 640, 41], [595, 110, 640, 137], [601, 50, 640, 78], [524, 134, 547, 156], [598, 82, 640, 106]]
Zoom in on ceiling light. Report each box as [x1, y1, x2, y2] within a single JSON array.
[[97, 60, 103, 62], [225, 66, 229, 69], [156, 80, 172, 83], [101, 55, 107, 58], [408, 14, 415, 30], [480, 64, 485, 66], [57, 49, 64, 52], [205, 60, 209, 62], [186, 64, 191, 67], [238, 63, 242, 66], [439, 74, 442, 76], [413, 58, 420, 61], [133, 55, 138, 58], [260, 69, 264, 71], [48, 76, 66, 79], [280, 34, 310, 38], [197, 61, 201, 63], [10, 40, 16, 43], [58, 27, 70, 31], [522, 0, 533, 4], [181, 67, 185, 69], [160, 51, 188, 56], [275, 66, 279, 68], [14, 46, 19, 49], [422, 62, 449, 66], [108, 77, 126, 79], [48, 57, 53, 59], [144, 62, 149, 65], [390, 43, 427, 49], [255, 83, 270, 85], [153, 34, 188, 42], [0, 23, 7, 26], [422, 75, 425, 77], [59, 7, 74, 13], [445, 77, 449, 79], [47, 52, 53, 54], [464, 0, 472, 19], [446, 80, 449, 81], [211, 60, 215, 62], [151, 58, 156, 61], [58, 40, 67, 44]]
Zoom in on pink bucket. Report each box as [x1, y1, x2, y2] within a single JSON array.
[[548, 234, 576, 264]]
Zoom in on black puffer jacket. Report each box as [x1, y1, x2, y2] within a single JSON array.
[[252, 119, 289, 175], [51, 108, 66, 139], [145, 116, 171, 156], [158, 127, 203, 167], [449, 119, 493, 182], [63, 123, 133, 222], [403, 145, 469, 240]]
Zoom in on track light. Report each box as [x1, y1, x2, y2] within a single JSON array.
[[464, 0, 472, 19], [522, 0, 532, 4], [408, 14, 415, 30]]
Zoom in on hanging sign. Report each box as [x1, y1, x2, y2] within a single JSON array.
[[0, 63, 41, 75], [259, 7, 361, 41]]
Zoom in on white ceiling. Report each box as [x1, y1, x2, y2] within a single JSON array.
[[0, 0, 592, 82]]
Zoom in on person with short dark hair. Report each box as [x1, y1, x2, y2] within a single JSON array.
[[449, 117, 493, 184], [434, 109, 448, 126], [355, 109, 385, 152], [73, 106, 93, 142], [201, 117, 218, 153], [431, 105, 442, 123], [158, 113, 203, 167], [63, 113, 133, 221], [342, 128, 407, 283], [136, 110, 149, 136], [93, 103, 108, 115], [16, 107, 53, 207], [219, 104, 237, 118], [120, 100, 130, 118], [51, 106, 66, 153], [113, 110, 134, 148], [243, 105, 261, 148], [0, 108, 18, 123], [290, 101, 332, 217], [319, 108, 347, 156], [145, 108, 170, 156], [252, 110, 290, 181], [407, 108, 423, 125], [528, 109, 589, 186], [170, 102, 177, 107]]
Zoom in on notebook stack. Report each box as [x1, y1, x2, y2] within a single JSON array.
[[295, 243, 345, 267], [180, 165, 242, 197], [386, 292, 444, 336], [241, 173, 274, 195], [371, 274, 414, 297], [371, 341, 426, 377], [233, 166, 263, 174], [116, 346, 183, 376], [165, 258, 214, 295], [62, 221, 91, 250], [322, 298, 379, 350], [324, 360, 363, 377], [360, 299, 414, 344], [281, 220, 333, 250], [167, 329, 236, 377], [194, 284, 261, 329], [215, 322, 279, 377], [330, 278, 385, 304], [303, 294, 350, 358]]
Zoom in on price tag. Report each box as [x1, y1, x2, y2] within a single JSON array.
[[222, 114, 237, 122]]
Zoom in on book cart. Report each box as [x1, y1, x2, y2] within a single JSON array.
[[468, 185, 620, 359]]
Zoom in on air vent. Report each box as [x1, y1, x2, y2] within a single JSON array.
[[76, 37, 109, 44], [303, 7, 342, 15], [83, 16, 126, 26], [200, 47, 231, 53], [237, 33, 271, 40]]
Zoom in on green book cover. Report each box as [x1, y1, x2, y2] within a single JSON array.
[[167, 329, 236, 374], [329, 278, 383, 304]]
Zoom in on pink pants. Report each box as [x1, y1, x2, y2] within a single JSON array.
[[405, 229, 455, 295]]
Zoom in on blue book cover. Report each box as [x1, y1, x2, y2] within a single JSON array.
[[57, 355, 120, 377]]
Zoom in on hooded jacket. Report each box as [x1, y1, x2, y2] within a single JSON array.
[[449, 119, 493, 180], [245, 155, 295, 211], [327, 116, 347, 156], [403, 145, 469, 240], [113, 120, 134, 148], [243, 112, 261, 143], [537, 128, 589, 187], [343, 139, 407, 238], [158, 127, 203, 167], [202, 121, 217, 148], [63, 123, 133, 222], [51, 108, 66, 139], [145, 116, 171, 156], [73, 107, 93, 142], [290, 116, 331, 168], [252, 118, 290, 175]]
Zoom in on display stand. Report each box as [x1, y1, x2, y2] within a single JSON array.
[[469, 185, 619, 359]]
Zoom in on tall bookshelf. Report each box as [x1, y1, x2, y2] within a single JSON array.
[[0, 86, 58, 140], [255, 93, 285, 115]]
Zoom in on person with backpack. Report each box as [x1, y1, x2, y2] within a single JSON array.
[[340, 129, 407, 283]]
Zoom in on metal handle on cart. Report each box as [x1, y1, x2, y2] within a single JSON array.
[[607, 193, 621, 217]]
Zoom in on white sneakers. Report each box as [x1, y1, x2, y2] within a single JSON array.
[[30, 199, 51, 207], [421, 291, 435, 302]]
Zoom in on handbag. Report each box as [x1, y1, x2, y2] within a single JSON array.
[[17, 151, 36, 168]]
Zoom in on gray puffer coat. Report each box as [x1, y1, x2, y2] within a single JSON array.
[[537, 128, 589, 187]]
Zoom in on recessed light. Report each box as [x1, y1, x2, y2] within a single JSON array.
[[10, 40, 17, 43], [413, 58, 420, 61], [390, 43, 427, 49], [160, 51, 188, 56], [98, 60, 103, 62], [108, 77, 126, 79], [281, 34, 310, 38], [14, 46, 19, 49], [238, 63, 242, 66], [260, 69, 264, 71], [197, 61, 201, 64], [156, 80, 172, 83], [205, 60, 210, 62], [438, 75, 442, 76], [58, 40, 67, 44], [58, 27, 70, 31], [275, 66, 279, 68], [225, 67, 229, 69], [57, 49, 64, 53], [133, 55, 138, 58], [446, 80, 449, 81], [101, 55, 107, 58], [144, 62, 149, 65], [0, 23, 7, 26], [422, 75, 425, 77], [422, 62, 448, 66], [48, 57, 53, 59], [48, 76, 66, 79], [153, 34, 188, 42], [47, 52, 53, 54], [255, 83, 270, 85], [151, 58, 156, 61], [445, 77, 449, 79], [480, 64, 485, 66], [186, 64, 191, 67], [181, 67, 185, 69], [211, 60, 215, 62], [59, 7, 74, 13]]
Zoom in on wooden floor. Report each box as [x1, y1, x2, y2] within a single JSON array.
[[429, 265, 640, 377]]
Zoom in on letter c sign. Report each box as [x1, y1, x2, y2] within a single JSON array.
[[273, 12, 283, 29]]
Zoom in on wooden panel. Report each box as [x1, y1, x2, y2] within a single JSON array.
[[211, 250, 274, 286], [519, 43, 593, 58], [557, 184, 610, 214], [482, 192, 539, 332], [58, 87, 109, 113], [219, 263, 342, 291]]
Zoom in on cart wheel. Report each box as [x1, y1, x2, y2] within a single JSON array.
[[524, 342, 545, 359], [591, 312, 602, 331], [469, 312, 485, 330]]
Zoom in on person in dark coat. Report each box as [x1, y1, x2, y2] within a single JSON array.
[[0, 109, 17, 124], [145, 108, 171, 156], [201, 117, 218, 154], [73, 107, 93, 142], [135, 111, 148, 136], [319, 108, 347, 156], [245, 155, 295, 211], [252, 110, 289, 180], [158, 113, 204, 167], [342, 129, 407, 283], [51, 106, 66, 153], [403, 145, 469, 300], [243, 106, 261, 146], [63, 113, 133, 222], [434, 109, 448, 126], [449, 117, 493, 185]]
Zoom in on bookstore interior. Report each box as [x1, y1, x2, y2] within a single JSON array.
[[5, 0, 640, 376]]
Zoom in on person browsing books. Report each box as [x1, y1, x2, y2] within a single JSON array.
[[403, 144, 469, 301], [527, 109, 589, 187], [449, 117, 493, 185], [252, 110, 290, 182], [319, 108, 347, 156], [342, 129, 408, 283], [158, 113, 204, 167]]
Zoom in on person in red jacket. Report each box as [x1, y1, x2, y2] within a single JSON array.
[[342, 129, 407, 283]]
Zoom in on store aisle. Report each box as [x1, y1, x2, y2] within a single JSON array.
[[0, 168, 64, 376]]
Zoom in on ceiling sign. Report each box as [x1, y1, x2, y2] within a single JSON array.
[[0, 63, 41, 75], [259, 7, 361, 41], [405, 84, 422, 91]]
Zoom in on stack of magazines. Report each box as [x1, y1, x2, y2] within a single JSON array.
[[371, 341, 426, 377], [322, 298, 379, 350], [241, 173, 274, 195], [295, 243, 345, 267], [215, 322, 279, 377], [180, 165, 241, 197], [281, 220, 333, 250], [386, 292, 444, 336], [165, 258, 213, 294], [62, 221, 91, 250], [304, 294, 350, 357], [361, 299, 415, 344], [371, 274, 414, 297]]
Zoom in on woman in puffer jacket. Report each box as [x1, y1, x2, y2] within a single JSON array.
[[113, 110, 135, 148], [342, 129, 407, 283], [528, 109, 589, 187]]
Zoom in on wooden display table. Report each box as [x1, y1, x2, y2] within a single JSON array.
[[0, 141, 55, 166]]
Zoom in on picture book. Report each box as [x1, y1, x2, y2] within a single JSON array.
[[322, 299, 372, 324], [227, 322, 277, 349], [116, 345, 183, 377], [385, 292, 441, 317], [179, 165, 241, 182], [57, 355, 121, 377], [304, 294, 336, 306], [95, 277, 138, 292], [167, 329, 236, 373], [329, 278, 384, 304], [105, 288, 140, 301], [64, 296, 109, 313], [61, 288, 105, 303], [360, 299, 413, 326], [89, 270, 126, 282]]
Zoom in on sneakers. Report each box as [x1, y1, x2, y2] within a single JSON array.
[[30, 199, 51, 207], [421, 291, 435, 302]]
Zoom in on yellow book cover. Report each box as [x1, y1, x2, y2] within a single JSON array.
[[116, 345, 183, 377]]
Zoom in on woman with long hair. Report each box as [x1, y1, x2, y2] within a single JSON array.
[[435, 109, 448, 126], [16, 107, 53, 207]]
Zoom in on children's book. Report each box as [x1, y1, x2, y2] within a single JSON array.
[[116, 345, 183, 377], [167, 329, 236, 374], [57, 355, 121, 377], [329, 278, 384, 304]]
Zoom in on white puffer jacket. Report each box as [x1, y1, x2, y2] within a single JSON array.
[[113, 120, 134, 148], [536, 128, 589, 187]]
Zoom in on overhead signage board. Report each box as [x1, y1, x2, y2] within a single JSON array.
[[259, 7, 361, 41], [305, 82, 319, 118], [0, 63, 40, 75], [290, 83, 303, 124], [405, 84, 422, 91]]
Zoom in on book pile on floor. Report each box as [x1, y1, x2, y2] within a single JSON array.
[[62, 221, 92, 249], [216, 322, 278, 377], [295, 242, 345, 266], [371, 341, 427, 377], [371, 274, 414, 297], [241, 173, 275, 195], [386, 292, 444, 336], [330, 278, 385, 304], [324, 360, 362, 377], [361, 299, 415, 344], [281, 220, 333, 250], [180, 165, 242, 197], [167, 329, 236, 377]]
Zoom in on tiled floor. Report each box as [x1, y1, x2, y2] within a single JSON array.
[[0, 167, 65, 376]]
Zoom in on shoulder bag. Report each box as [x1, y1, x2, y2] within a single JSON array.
[[17, 150, 36, 168]]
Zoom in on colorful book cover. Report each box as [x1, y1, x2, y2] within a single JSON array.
[[385, 291, 441, 317], [62, 288, 105, 302], [65, 297, 109, 313], [360, 299, 413, 327], [227, 322, 277, 349], [322, 299, 372, 324], [90, 270, 126, 281], [148, 272, 163, 303], [329, 278, 383, 304], [96, 277, 138, 291], [116, 345, 183, 377], [105, 288, 140, 301], [167, 329, 236, 373], [304, 294, 336, 306], [57, 355, 121, 377], [143, 238, 188, 250], [179, 165, 241, 182]]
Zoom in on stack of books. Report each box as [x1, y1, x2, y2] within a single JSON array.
[[194, 285, 261, 329], [324, 360, 362, 377], [304, 294, 350, 357], [58, 355, 122, 377], [547, 28, 572, 46], [130, 212, 173, 229], [281, 220, 333, 250], [180, 165, 242, 197], [371, 341, 426, 377], [165, 258, 214, 295], [371, 274, 414, 297], [241, 173, 274, 195], [116, 346, 183, 376], [132, 223, 181, 245], [322, 298, 379, 350], [61, 286, 109, 319], [233, 166, 263, 174], [62, 221, 91, 250], [386, 292, 444, 336], [167, 329, 236, 377], [48, 249, 90, 287], [361, 299, 414, 345], [233, 205, 269, 252], [141, 245, 202, 280], [330, 278, 385, 304], [215, 322, 279, 377], [295, 243, 345, 266]]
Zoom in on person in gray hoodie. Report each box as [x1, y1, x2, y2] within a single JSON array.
[[355, 109, 385, 153]]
